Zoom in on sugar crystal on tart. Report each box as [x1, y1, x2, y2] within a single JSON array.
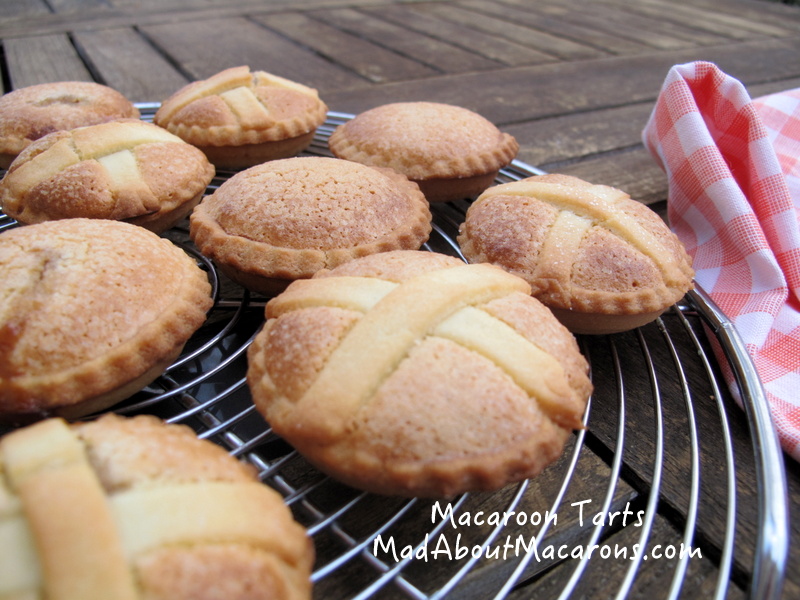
[[0, 119, 215, 233], [154, 66, 328, 168], [0, 218, 213, 423], [327, 101, 519, 203], [458, 174, 695, 335], [190, 156, 432, 295], [0, 80, 140, 169], [246, 250, 592, 498], [0, 413, 314, 600]]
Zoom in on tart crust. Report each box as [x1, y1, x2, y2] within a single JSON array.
[[247, 250, 592, 498], [0, 119, 215, 233], [154, 66, 328, 168], [458, 174, 695, 334], [0, 219, 213, 422], [0, 81, 139, 169], [328, 102, 519, 202], [0, 414, 313, 599], [190, 156, 432, 294]]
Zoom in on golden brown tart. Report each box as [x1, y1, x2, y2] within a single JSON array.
[[0, 81, 139, 169], [247, 250, 592, 498], [154, 66, 328, 169], [328, 102, 519, 203], [0, 119, 215, 233], [0, 413, 313, 599], [0, 218, 213, 422], [458, 174, 695, 334], [190, 156, 432, 294]]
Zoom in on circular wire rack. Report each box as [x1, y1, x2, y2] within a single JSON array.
[[0, 108, 788, 600]]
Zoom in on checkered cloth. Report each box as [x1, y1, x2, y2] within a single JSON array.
[[643, 61, 800, 462]]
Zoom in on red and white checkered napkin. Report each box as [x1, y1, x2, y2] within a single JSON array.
[[642, 61, 800, 461]]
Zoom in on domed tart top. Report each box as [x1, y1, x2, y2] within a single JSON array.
[[247, 251, 592, 497], [154, 66, 328, 147], [0, 414, 313, 599], [0, 120, 214, 230], [0, 219, 213, 418], [189, 156, 432, 286], [458, 174, 694, 332], [0, 81, 139, 165], [328, 101, 519, 181]]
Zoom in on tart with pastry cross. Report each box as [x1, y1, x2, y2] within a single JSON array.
[[247, 250, 592, 498]]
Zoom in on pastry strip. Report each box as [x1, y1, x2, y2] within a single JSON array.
[[1, 419, 137, 600], [290, 264, 531, 441], [478, 180, 688, 285]]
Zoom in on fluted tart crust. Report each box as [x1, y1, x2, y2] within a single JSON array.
[[458, 174, 695, 334], [0, 81, 139, 169], [0, 414, 313, 599], [328, 102, 519, 202], [0, 119, 214, 233], [247, 250, 592, 498], [154, 66, 328, 168], [0, 219, 213, 421], [190, 156, 432, 294]]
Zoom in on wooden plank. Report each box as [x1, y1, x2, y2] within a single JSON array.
[[309, 7, 504, 74], [615, 0, 793, 39], [454, 0, 648, 56], [72, 27, 189, 101], [321, 37, 800, 123], [508, 514, 746, 599], [445, 446, 641, 598], [578, 0, 736, 46], [139, 16, 365, 93], [0, 0, 50, 19], [253, 11, 439, 83], [46, 0, 109, 12], [576, 324, 767, 586], [4, 34, 93, 90], [417, 2, 606, 60], [360, 3, 557, 67], [0, 0, 406, 38], [682, 0, 800, 34], [504, 102, 656, 167], [517, 0, 702, 51]]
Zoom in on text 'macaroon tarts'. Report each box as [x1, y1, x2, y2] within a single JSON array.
[[247, 250, 592, 498], [190, 156, 432, 295], [0, 414, 314, 599], [458, 174, 695, 334], [0, 219, 213, 423], [328, 101, 519, 203], [154, 66, 328, 169], [0, 80, 140, 169], [0, 119, 215, 233]]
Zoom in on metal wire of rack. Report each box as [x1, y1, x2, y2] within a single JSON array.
[[0, 108, 789, 600]]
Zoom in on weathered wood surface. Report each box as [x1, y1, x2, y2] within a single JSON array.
[[2, 0, 799, 598]]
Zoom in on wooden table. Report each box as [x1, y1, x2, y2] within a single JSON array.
[[2, 0, 800, 598]]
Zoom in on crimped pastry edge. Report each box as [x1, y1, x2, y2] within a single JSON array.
[[0, 224, 214, 420], [329, 129, 519, 182], [190, 199, 433, 284], [246, 251, 592, 498]]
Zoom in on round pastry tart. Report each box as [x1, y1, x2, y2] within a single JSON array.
[[154, 65, 328, 168], [0, 80, 139, 169], [0, 119, 215, 233], [458, 174, 695, 334], [0, 413, 313, 599], [328, 101, 519, 203], [247, 250, 592, 498], [190, 156, 432, 294], [0, 218, 213, 423]]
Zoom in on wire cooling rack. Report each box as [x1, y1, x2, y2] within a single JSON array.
[[0, 108, 789, 600]]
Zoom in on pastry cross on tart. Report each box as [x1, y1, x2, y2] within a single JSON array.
[[247, 250, 592, 498]]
